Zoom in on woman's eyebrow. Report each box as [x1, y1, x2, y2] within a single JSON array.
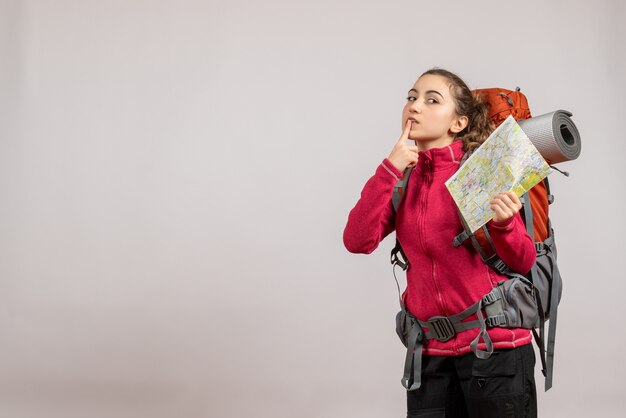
[[407, 88, 444, 98]]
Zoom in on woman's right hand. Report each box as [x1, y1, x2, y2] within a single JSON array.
[[387, 120, 419, 172]]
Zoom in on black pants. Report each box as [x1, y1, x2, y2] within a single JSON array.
[[406, 344, 537, 418]]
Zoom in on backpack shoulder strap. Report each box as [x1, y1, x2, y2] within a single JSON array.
[[392, 166, 414, 212], [390, 166, 414, 272]]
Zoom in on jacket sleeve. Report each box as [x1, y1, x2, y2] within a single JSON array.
[[343, 159, 403, 254], [487, 213, 536, 275]]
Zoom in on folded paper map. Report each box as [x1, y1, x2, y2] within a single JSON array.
[[445, 115, 552, 233]]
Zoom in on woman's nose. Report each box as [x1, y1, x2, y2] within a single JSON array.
[[410, 100, 422, 113]]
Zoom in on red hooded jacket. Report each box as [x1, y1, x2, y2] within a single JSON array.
[[343, 140, 536, 355]]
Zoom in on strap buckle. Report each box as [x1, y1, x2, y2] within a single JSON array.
[[535, 242, 546, 254], [453, 230, 471, 247], [488, 257, 510, 275], [426, 316, 456, 342], [486, 314, 507, 327], [482, 292, 499, 305]]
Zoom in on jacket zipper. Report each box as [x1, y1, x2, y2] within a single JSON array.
[[417, 162, 449, 317]]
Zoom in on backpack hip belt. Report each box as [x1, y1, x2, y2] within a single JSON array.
[[395, 273, 537, 391]]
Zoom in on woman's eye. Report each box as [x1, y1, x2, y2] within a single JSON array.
[[407, 96, 416, 102], [427, 98, 438, 104]]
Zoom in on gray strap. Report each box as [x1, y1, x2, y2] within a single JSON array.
[[420, 319, 483, 340], [481, 224, 497, 253], [453, 320, 483, 332], [532, 290, 548, 379], [523, 183, 560, 391], [467, 227, 488, 260], [469, 299, 494, 359], [418, 300, 481, 340], [402, 314, 424, 391], [545, 236, 561, 391], [479, 225, 515, 275], [392, 186, 402, 213], [392, 167, 414, 212], [455, 210, 492, 262], [447, 300, 481, 323], [521, 191, 535, 241]]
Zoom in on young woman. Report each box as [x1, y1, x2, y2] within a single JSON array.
[[343, 68, 538, 418]]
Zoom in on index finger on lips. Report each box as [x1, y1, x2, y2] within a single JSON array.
[[398, 119, 412, 144]]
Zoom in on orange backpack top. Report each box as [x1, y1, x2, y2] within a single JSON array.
[[473, 87, 532, 125]]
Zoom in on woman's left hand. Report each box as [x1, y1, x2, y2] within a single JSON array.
[[490, 191, 522, 223]]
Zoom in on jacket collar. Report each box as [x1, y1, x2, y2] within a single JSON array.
[[416, 140, 464, 172]]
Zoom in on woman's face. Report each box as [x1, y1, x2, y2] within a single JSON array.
[[402, 74, 467, 150]]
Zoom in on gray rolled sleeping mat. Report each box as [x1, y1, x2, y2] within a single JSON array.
[[518, 110, 581, 163]]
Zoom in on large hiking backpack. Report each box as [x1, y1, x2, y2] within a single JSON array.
[[391, 87, 570, 392]]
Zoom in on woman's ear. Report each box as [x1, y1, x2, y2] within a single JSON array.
[[450, 115, 468, 134]]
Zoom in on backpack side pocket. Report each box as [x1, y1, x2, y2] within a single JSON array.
[[534, 238, 563, 320], [484, 277, 539, 329]]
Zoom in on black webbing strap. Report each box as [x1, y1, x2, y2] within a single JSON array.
[[391, 240, 409, 271], [544, 177, 555, 204]]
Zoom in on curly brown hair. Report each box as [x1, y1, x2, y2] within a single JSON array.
[[419, 68, 494, 153]]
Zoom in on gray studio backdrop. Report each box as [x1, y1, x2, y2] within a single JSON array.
[[1, 0, 624, 417]]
